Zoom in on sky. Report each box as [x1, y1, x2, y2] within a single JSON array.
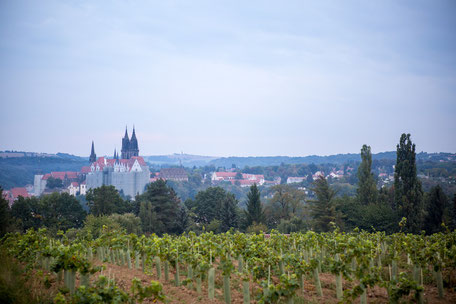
[[0, 0, 455, 157]]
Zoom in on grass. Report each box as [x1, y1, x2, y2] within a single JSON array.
[[0, 250, 54, 304]]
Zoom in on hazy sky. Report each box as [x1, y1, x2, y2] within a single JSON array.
[[1, 0, 455, 157]]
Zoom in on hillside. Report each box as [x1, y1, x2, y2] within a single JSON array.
[[0, 155, 88, 189], [208, 152, 455, 168]]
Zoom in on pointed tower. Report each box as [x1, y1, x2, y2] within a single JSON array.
[[89, 141, 97, 163], [113, 148, 117, 159], [121, 126, 130, 159], [129, 126, 139, 157]]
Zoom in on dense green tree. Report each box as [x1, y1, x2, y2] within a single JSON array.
[[136, 179, 181, 235], [277, 216, 308, 233], [220, 193, 239, 232], [138, 201, 156, 234], [245, 184, 264, 227], [11, 193, 86, 232], [108, 213, 142, 235], [82, 214, 123, 238], [309, 176, 338, 232], [39, 192, 86, 232], [266, 184, 306, 224], [394, 134, 424, 233], [176, 206, 189, 234], [337, 196, 398, 234], [357, 145, 378, 205], [0, 187, 12, 235], [46, 177, 63, 189], [11, 196, 42, 231], [191, 187, 227, 224], [453, 194, 456, 230], [424, 185, 448, 234], [86, 185, 129, 216]]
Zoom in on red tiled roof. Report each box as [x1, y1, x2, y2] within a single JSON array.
[[88, 156, 147, 172], [80, 166, 91, 174], [131, 156, 146, 166], [70, 182, 79, 187], [215, 172, 237, 178], [10, 187, 30, 199]]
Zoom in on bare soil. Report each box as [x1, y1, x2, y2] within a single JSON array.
[[88, 260, 456, 304]]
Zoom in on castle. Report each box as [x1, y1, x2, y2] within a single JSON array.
[[85, 127, 150, 198]]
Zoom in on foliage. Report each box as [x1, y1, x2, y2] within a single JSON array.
[[394, 133, 424, 233], [357, 145, 378, 205], [46, 177, 63, 189], [136, 179, 181, 235], [220, 193, 239, 232], [86, 185, 130, 216], [0, 188, 12, 236], [11, 193, 86, 233], [424, 185, 448, 234], [309, 176, 339, 232], [245, 184, 264, 227], [265, 185, 306, 228]]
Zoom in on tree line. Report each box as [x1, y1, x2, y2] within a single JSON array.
[[1, 133, 455, 237]]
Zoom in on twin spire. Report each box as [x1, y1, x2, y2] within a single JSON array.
[[89, 126, 139, 163]]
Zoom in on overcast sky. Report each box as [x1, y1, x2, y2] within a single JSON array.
[[1, 0, 455, 157]]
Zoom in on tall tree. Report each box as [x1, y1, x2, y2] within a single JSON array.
[[424, 185, 448, 234], [86, 185, 129, 216], [137, 179, 181, 235], [39, 192, 87, 232], [192, 187, 227, 224], [309, 176, 338, 232], [394, 134, 424, 233], [11, 196, 42, 231], [220, 193, 239, 232], [245, 184, 264, 226], [453, 194, 456, 230], [0, 188, 12, 235], [356, 145, 378, 205]]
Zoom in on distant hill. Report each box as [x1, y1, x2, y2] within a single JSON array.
[[0, 154, 88, 189], [1, 150, 454, 189], [144, 154, 218, 167], [207, 152, 456, 168]]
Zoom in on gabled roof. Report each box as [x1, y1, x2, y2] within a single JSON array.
[[80, 166, 91, 174], [42, 171, 78, 180], [215, 172, 237, 178], [10, 187, 30, 199]]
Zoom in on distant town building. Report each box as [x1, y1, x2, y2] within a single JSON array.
[[211, 171, 265, 186], [3, 187, 31, 207], [34, 171, 80, 196], [68, 182, 79, 196], [159, 168, 188, 181], [67, 181, 87, 196], [287, 176, 306, 184], [312, 171, 325, 180]]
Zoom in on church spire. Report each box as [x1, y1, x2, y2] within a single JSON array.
[[129, 125, 139, 157], [89, 141, 97, 163], [121, 126, 130, 159], [124, 125, 129, 139]]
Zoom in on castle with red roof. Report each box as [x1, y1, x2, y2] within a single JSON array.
[[85, 127, 150, 198]]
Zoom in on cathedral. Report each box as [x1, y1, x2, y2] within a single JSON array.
[[121, 126, 139, 159], [86, 127, 150, 198]]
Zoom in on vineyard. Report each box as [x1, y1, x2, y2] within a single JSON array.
[[1, 228, 456, 303]]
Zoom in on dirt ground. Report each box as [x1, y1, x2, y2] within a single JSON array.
[[81, 260, 456, 304]]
